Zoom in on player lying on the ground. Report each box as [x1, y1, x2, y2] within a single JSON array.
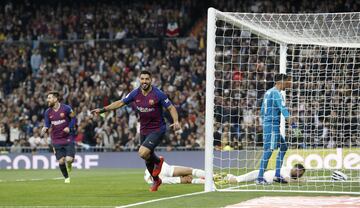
[[216, 163, 305, 185], [144, 161, 205, 184]]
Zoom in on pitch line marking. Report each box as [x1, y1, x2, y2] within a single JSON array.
[[0, 177, 63, 183], [115, 191, 206, 208]]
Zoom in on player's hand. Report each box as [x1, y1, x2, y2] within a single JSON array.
[[169, 121, 181, 131], [41, 127, 48, 136], [63, 127, 70, 133]]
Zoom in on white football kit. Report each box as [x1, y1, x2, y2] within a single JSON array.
[[144, 162, 181, 184], [229, 167, 292, 183]]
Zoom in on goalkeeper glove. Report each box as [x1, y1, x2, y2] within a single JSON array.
[[332, 170, 348, 181]]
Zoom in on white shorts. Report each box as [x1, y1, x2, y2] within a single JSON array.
[[264, 170, 276, 183], [144, 162, 179, 184]]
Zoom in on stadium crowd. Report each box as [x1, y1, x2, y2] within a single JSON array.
[[0, 0, 205, 41], [0, 37, 206, 152], [0, 0, 359, 152]]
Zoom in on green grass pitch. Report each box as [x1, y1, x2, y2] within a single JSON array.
[[0, 169, 356, 207]]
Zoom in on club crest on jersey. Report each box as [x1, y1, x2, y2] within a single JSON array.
[[136, 100, 140, 103], [60, 113, 65, 118], [149, 99, 155, 105]]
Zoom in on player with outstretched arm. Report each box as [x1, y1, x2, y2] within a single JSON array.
[[91, 70, 181, 192], [219, 164, 306, 185]]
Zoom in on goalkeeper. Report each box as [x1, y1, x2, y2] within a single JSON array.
[[257, 74, 295, 184], [219, 163, 305, 184]]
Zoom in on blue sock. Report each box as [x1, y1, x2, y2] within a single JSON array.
[[275, 144, 288, 177], [258, 150, 273, 179]]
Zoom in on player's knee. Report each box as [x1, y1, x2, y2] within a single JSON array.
[[66, 157, 74, 163], [138, 150, 150, 160], [58, 158, 65, 165]]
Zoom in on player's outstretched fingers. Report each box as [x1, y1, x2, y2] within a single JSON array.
[[169, 122, 181, 131]]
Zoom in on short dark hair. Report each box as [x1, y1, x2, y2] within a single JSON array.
[[274, 74, 291, 82], [47, 91, 60, 99], [294, 163, 306, 172], [140, 70, 152, 77]]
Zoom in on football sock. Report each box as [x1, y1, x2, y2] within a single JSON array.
[[191, 178, 205, 184], [192, 169, 205, 178], [149, 152, 160, 164], [275, 144, 288, 177], [59, 163, 69, 179], [145, 160, 154, 175], [258, 150, 272, 179]]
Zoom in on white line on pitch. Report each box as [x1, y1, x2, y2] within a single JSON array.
[[0, 177, 63, 183], [115, 191, 206, 208], [0, 206, 113, 208]]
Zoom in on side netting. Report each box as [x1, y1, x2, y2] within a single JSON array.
[[205, 8, 360, 194]]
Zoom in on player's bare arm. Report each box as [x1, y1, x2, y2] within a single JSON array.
[[168, 105, 180, 131], [91, 100, 126, 115], [41, 127, 49, 136], [64, 109, 76, 133]]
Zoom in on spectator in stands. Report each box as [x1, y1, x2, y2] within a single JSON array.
[[30, 49, 42, 77], [0, 0, 359, 152]]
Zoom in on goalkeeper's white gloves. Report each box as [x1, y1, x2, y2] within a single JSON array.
[[332, 170, 348, 181]]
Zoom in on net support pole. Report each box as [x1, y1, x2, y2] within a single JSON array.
[[280, 43, 287, 139], [205, 7, 216, 192]]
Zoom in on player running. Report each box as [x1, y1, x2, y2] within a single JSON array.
[[41, 91, 77, 184], [91, 70, 181, 192]]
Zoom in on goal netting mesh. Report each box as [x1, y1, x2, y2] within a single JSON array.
[[205, 8, 360, 194]]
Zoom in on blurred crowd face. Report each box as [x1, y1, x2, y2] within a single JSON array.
[[140, 74, 152, 92]]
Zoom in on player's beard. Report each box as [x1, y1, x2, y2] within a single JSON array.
[[141, 83, 150, 91], [48, 101, 55, 108]]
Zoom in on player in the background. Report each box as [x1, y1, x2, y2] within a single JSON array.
[[41, 91, 77, 184], [218, 164, 305, 185], [257, 74, 293, 184], [91, 70, 180, 192], [144, 161, 205, 185]]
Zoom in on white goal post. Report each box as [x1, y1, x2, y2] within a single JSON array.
[[205, 8, 360, 194]]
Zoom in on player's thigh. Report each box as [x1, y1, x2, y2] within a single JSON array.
[[140, 131, 165, 151], [264, 170, 276, 183], [53, 145, 66, 161], [279, 135, 288, 151], [159, 162, 174, 177], [65, 143, 76, 159], [263, 128, 280, 150]]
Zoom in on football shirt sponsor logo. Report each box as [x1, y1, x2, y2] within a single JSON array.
[[136, 106, 155, 113], [51, 119, 66, 126]]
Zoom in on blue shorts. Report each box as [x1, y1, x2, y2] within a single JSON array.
[[263, 124, 286, 150], [140, 131, 165, 151], [52, 143, 76, 160]]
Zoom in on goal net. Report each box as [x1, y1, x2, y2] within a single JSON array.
[[205, 8, 360, 194]]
